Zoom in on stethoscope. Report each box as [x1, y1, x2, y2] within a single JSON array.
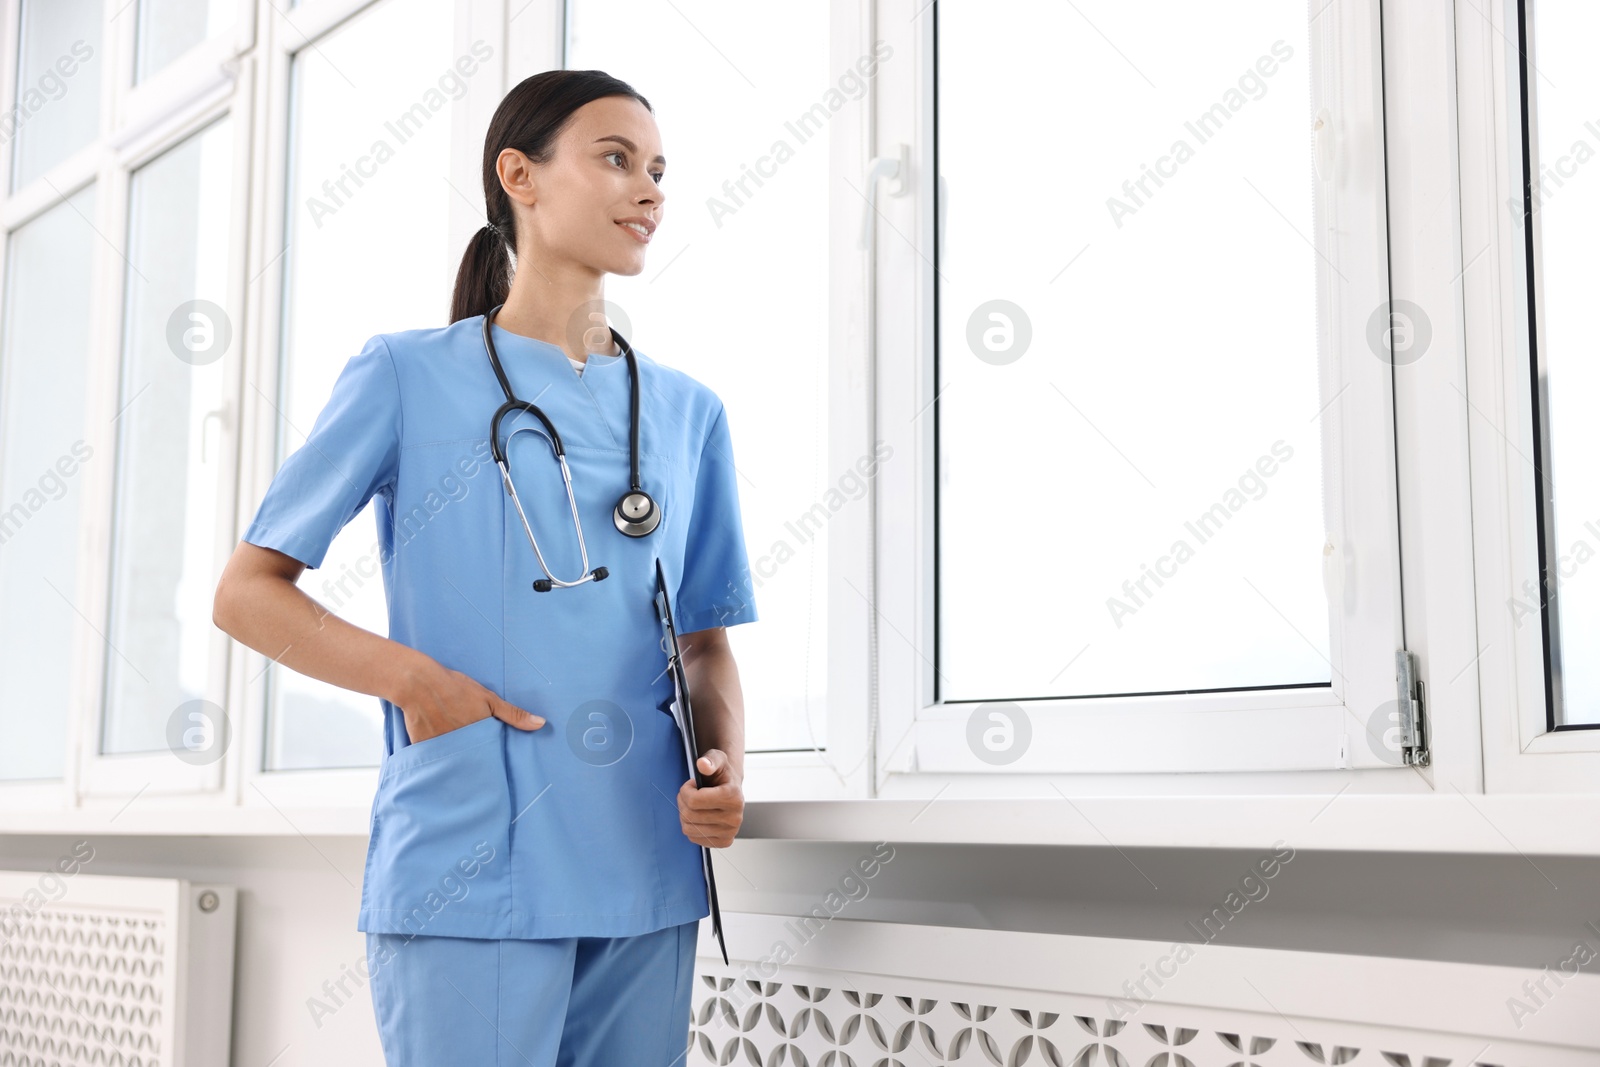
[[483, 303, 661, 592]]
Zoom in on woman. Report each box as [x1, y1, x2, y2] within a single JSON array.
[[213, 69, 757, 1064]]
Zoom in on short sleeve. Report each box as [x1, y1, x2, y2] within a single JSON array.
[[675, 402, 759, 634], [241, 334, 402, 569]]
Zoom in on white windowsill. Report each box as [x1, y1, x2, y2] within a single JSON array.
[[0, 793, 1595, 856]]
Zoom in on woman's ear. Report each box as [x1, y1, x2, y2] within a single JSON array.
[[495, 147, 538, 211]]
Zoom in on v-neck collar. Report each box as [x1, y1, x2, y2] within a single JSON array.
[[487, 319, 627, 381], [483, 316, 630, 450]]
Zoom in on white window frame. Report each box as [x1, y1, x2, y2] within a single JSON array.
[[238, 0, 879, 811], [724, 0, 877, 802], [235, 0, 529, 813], [1458, 0, 1600, 792], [76, 70, 254, 802], [0, 0, 254, 807], [872, 0, 1411, 786], [0, 1, 107, 811], [2, 0, 1595, 838]]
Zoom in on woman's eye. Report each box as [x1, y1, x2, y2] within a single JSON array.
[[607, 151, 663, 184]]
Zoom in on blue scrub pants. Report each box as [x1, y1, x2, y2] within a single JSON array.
[[365, 920, 698, 1066]]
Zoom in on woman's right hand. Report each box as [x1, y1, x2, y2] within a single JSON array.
[[398, 659, 545, 744]]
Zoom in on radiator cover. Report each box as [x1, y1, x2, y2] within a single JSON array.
[[689, 913, 1600, 1065], [0, 870, 237, 1067]]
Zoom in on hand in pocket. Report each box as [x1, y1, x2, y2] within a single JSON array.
[[400, 660, 545, 744]]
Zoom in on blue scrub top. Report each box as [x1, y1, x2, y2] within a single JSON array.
[[242, 314, 758, 939]]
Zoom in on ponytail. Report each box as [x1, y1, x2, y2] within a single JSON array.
[[449, 223, 513, 325]]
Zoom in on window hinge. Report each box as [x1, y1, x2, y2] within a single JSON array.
[[1395, 648, 1430, 767]]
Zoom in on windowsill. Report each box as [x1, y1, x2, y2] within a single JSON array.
[[739, 794, 1600, 855], [0, 793, 1595, 855]]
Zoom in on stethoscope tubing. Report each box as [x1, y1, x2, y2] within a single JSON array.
[[481, 303, 656, 591], [497, 426, 598, 590]]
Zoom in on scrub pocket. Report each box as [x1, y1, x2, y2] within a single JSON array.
[[366, 715, 513, 934]]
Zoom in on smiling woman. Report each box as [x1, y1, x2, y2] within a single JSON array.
[[216, 67, 756, 1066], [451, 73, 670, 341]]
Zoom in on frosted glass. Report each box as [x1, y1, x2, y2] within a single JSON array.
[[0, 185, 98, 779], [135, 0, 236, 83], [102, 117, 235, 754], [9, 0, 103, 191]]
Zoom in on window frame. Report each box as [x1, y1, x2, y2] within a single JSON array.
[[0, 0, 255, 805], [76, 49, 254, 801], [233, 0, 531, 810], [0, 0, 106, 805], [114, 0, 256, 139], [878, 0, 1412, 783], [1459, 0, 1600, 792], [0, 0, 1594, 833]]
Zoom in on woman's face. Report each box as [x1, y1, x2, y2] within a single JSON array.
[[507, 95, 667, 278]]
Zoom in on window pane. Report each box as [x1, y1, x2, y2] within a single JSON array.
[[9, 0, 103, 191], [570, 0, 832, 753], [0, 185, 98, 780], [266, 0, 458, 770], [135, 0, 235, 84], [1526, 3, 1600, 727], [936, 2, 1328, 701], [101, 117, 235, 754]]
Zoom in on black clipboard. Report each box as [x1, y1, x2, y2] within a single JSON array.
[[652, 557, 728, 965]]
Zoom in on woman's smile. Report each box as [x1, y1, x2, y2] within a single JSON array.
[[616, 217, 655, 242]]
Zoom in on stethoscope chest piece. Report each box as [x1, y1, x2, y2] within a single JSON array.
[[615, 489, 661, 537]]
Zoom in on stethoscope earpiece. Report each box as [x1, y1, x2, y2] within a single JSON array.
[[482, 304, 657, 592]]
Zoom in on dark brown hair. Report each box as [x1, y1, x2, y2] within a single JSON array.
[[449, 69, 653, 324]]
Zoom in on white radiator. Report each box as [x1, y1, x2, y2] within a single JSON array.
[[0, 865, 237, 1067], [691, 914, 1600, 1065]]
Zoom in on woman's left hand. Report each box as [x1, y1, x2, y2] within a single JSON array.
[[678, 748, 743, 848]]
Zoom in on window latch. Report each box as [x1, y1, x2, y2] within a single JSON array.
[[1313, 107, 1334, 182], [859, 144, 909, 251]]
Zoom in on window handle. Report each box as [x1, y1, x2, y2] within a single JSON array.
[[1313, 107, 1334, 182], [1322, 536, 1343, 610], [201, 405, 229, 464], [859, 144, 909, 251]]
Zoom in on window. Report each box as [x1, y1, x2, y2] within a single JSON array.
[[134, 0, 238, 84], [0, 185, 98, 781], [265, 0, 475, 770], [568, 0, 834, 755], [8, 0, 102, 192], [936, 2, 1326, 702], [100, 117, 236, 755], [1460, 0, 1600, 791], [897, 0, 1403, 774], [1518, 0, 1600, 730], [1, 0, 1590, 824]]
